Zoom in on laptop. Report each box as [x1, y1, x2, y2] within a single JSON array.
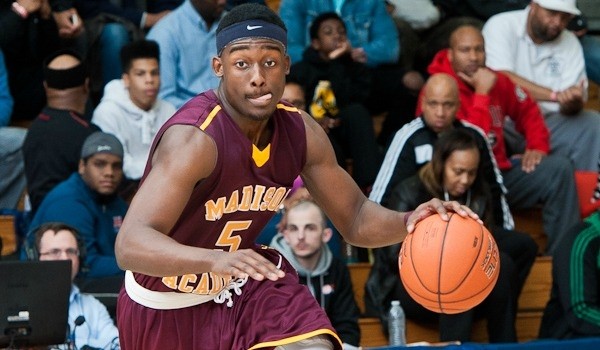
[[0, 260, 71, 348]]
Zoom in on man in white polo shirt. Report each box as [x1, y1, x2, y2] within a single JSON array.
[[482, 0, 600, 171]]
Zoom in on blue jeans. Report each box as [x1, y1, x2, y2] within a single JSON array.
[[100, 23, 130, 86]]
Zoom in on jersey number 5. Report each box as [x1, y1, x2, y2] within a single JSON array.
[[215, 220, 251, 252]]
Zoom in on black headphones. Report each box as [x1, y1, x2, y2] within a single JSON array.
[[24, 222, 89, 274]]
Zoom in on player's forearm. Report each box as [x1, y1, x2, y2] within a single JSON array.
[[115, 227, 216, 277], [343, 200, 407, 248]]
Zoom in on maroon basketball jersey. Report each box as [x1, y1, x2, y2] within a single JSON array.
[[136, 90, 306, 293]]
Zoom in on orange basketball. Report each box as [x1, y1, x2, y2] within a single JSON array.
[[399, 213, 500, 314]]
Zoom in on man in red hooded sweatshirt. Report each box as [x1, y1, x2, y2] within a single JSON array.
[[419, 24, 579, 255]]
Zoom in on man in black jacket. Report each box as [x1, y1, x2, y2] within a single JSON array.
[[22, 49, 100, 213]]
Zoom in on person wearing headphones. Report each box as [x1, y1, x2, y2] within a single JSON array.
[[34, 222, 119, 349]]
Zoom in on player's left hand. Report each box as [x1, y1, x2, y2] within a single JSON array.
[[210, 249, 286, 282], [405, 198, 482, 233]]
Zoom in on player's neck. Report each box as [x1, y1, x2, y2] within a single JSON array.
[[217, 88, 273, 148], [238, 117, 273, 149]]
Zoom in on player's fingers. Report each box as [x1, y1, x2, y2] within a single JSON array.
[[445, 201, 482, 223], [427, 198, 449, 221], [461, 204, 483, 224], [227, 266, 250, 280], [442, 200, 466, 216], [237, 251, 285, 281]]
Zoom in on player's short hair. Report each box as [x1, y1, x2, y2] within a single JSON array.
[[120, 39, 160, 72], [309, 12, 345, 40], [216, 3, 287, 55]]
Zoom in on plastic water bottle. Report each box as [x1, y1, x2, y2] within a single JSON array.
[[388, 300, 406, 346]]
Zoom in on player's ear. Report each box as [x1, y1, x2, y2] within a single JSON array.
[[322, 228, 333, 243], [213, 56, 224, 77]]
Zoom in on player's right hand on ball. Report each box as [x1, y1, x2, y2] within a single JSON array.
[[211, 249, 286, 281]]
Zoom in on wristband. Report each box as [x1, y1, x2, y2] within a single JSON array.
[[403, 210, 414, 227], [549, 90, 558, 102], [11, 1, 28, 19]]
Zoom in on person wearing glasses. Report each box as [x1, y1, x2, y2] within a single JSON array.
[[35, 222, 119, 350]]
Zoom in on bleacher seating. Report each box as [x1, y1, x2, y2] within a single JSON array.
[[512, 208, 546, 255]]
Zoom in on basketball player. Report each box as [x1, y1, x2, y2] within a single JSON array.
[[114, 4, 479, 349]]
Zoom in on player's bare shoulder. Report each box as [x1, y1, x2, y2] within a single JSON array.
[[297, 109, 324, 137], [152, 124, 217, 179], [296, 108, 338, 170]]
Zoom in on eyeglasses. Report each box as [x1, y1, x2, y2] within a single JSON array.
[[39, 248, 80, 258]]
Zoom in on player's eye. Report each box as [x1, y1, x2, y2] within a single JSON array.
[[235, 61, 248, 68], [265, 60, 276, 68]]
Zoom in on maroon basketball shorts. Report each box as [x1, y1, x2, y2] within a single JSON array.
[[117, 246, 342, 349]]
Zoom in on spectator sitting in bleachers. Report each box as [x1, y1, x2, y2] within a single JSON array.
[[422, 24, 580, 255], [539, 210, 600, 339], [146, 0, 226, 108], [270, 199, 361, 348], [366, 128, 527, 343], [288, 12, 381, 193], [279, 0, 423, 146], [22, 49, 100, 214], [414, 0, 531, 72], [92, 39, 175, 200], [72, 0, 172, 105], [482, 0, 600, 172], [31, 222, 119, 349], [23, 132, 127, 292]]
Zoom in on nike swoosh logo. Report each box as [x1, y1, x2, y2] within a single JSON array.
[[247, 25, 263, 30]]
